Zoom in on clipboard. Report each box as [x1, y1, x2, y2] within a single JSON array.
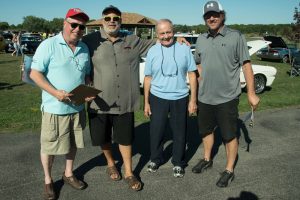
[[69, 84, 101, 106]]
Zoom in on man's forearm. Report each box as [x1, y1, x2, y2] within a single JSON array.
[[188, 71, 197, 102], [242, 62, 256, 96]]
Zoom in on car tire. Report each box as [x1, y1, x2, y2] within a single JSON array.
[[5, 46, 9, 53], [282, 55, 289, 63], [254, 74, 266, 94]]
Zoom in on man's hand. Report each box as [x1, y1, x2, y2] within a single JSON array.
[[85, 96, 95, 102], [188, 101, 197, 116], [144, 103, 152, 117], [176, 37, 191, 46], [248, 93, 260, 111], [55, 90, 73, 103]]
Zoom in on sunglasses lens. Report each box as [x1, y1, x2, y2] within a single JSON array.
[[113, 17, 120, 22], [79, 25, 86, 30], [70, 23, 78, 29], [104, 17, 111, 22], [70, 23, 85, 30]]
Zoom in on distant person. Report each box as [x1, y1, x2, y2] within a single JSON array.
[[11, 33, 18, 56], [144, 19, 197, 178], [16, 32, 23, 56], [29, 8, 93, 199], [191, 1, 260, 187]]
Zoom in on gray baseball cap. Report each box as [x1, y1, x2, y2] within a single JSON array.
[[203, 1, 224, 16]]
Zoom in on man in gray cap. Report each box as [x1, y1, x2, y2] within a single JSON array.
[[191, 1, 260, 187]]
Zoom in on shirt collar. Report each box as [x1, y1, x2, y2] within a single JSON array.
[[100, 29, 125, 42], [57, 32, 84, 55], [57, 32, 67, 44], [205, 25, 228, 38]]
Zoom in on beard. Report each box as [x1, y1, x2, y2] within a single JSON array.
[[103, 24, 121, 36]]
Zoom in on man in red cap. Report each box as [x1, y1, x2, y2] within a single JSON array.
[[30, 8, 93, 200]]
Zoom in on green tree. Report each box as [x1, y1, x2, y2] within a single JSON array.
[[292, 2, 300, 41], [48, 18, 64, 33], [22, 16, 47, 32], [0, 22, 9, 31]]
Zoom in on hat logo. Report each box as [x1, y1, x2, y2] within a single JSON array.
[[207, 3, 214, 8], [73, 8, 81, 13]]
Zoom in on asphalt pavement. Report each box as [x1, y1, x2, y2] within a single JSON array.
[[0, 106, 299, 200]]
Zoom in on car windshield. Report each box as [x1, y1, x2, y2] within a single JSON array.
[[21, 36, 42, 42]]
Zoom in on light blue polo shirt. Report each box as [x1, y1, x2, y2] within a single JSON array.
[[145, 42, 196, 100], [31, 32, 91, 115]]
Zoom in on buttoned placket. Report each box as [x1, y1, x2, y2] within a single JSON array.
[[112, 42, 121, 111]]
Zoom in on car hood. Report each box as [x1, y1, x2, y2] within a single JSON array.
[[252, 64, 277, 74], [247, 40, 272, 56], [263, 36, 287, 48]]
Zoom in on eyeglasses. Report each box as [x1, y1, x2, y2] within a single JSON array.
[[66, 20, 86, 30], [204, 12, 221, 20], [69, 56, 84, 71], [104, 16, 121, 22], [160, 44, 178, 77]]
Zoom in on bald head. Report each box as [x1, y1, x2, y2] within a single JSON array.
[[156, 19, 173, 34]]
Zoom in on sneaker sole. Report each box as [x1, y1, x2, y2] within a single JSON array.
[[173, 174, 184, 178], [147, 168, 157, 173]]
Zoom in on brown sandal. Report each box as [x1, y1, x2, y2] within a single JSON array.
[[124, 176, 142, 191], [106, 166, 121, 181]]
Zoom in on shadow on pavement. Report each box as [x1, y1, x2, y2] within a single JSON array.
[[228, 191, 259, 200], [132, 116, 202, 176]]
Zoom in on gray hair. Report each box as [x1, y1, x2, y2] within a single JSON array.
[[155, 19, 173, 32]]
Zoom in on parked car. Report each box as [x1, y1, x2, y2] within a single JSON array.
[[2, 32, 14, 53], [139, 40, 277, 94], [174, 33, 199, 49], [20, 35, 43, 54], [256, 36, 299, 63]]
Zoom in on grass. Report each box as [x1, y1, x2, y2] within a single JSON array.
[[0, 52, 300, 133]]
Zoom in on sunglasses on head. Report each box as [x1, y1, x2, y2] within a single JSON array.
[[66, 20, 86, 30], [104, 16, 121, 22]]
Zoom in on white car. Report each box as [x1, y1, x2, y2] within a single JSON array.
[[139, 40, 277, 94]]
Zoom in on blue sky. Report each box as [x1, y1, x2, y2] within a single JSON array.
[[0, 0, 298, 25]]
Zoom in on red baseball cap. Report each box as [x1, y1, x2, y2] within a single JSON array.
[[66, 8, 89, 22]]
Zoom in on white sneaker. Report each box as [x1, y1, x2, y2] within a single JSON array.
[[173, 166, 185, 178]]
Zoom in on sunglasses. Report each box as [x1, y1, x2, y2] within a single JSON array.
[[66, 20, 86, 30], [204, 12, 221, 20], [104, 16, 121, 22]]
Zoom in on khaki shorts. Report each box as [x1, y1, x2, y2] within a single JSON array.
[[41, 110, 86, 155]]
